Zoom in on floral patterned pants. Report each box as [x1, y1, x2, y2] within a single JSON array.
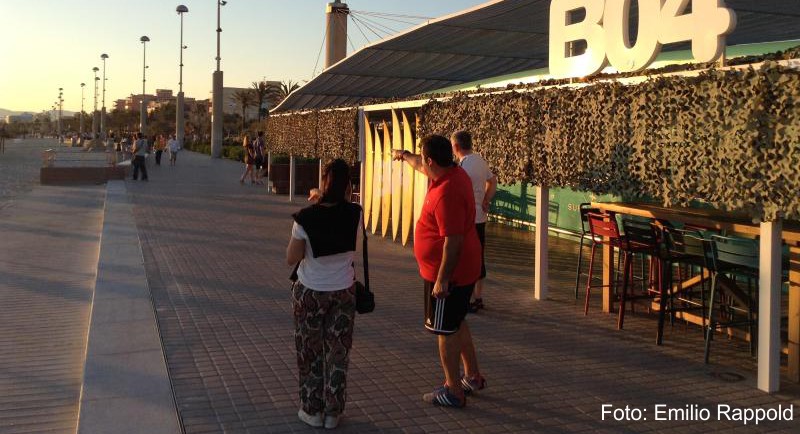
[[292, 282, 356, 416]]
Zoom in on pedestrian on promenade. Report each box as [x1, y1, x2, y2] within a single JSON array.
[[451, 131, 497, 313], [286, 159, 362, 429], [131, 132, 149, 181], [154, 134, 165, 166], [253, 131, 266, 184], [393, 135, 485, 408], [167, 134, 180, 166], [0, 124, 6, 154], [239, 136, 257, 184]]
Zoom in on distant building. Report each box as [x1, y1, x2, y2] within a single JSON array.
[[5, 113, 34, 123], [155, 89, 173, 102]]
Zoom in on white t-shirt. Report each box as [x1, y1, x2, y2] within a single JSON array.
[[459, 153, 495, 224], [291, 214, 362, 291]]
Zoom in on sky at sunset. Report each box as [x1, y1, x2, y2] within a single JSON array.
[[0, 0, 488, 113]]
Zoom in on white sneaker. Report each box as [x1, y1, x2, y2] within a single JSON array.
[[324, 414, 341, 429], [297, 409, 323, 428]]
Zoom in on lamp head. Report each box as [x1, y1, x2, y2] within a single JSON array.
[[176, 5, 188, 14], [220, 1, 227, 5], [101, 53, 109, 60], [81, 83, 85, 87], [93, 67, 99, 72], [140, 35, 150, 43]]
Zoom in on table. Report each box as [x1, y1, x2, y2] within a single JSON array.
[[592, 202, 800, 385]]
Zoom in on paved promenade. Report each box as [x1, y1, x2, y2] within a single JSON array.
[[0, 138, 59, 210], [126, 151, 798, 433], [0, 138, 105, 433], [0, 139, 797, 433]]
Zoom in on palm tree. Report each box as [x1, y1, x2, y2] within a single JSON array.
[[252, 81, 271, 121], [231, 89, 255, 134], [278, 80, 301, 100]]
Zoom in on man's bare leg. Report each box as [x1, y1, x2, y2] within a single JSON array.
[[439, 330, 466, 400], [458, 321, 480, 378]]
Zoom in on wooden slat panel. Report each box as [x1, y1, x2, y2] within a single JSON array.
[[371, 125, 382, 234], [401, 111, 415, 246], [391, 110, 403, 241], [413, 115, 427, 234], [381, 121, 392, 238], [362, 114, 373, 227]]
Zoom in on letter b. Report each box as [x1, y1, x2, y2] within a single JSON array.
[[549, 0, 608, 78]]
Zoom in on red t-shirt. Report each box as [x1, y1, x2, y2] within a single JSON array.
[[413, 166, 481, 286]]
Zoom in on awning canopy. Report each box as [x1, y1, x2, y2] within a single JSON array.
[[274, 0, 800, 112]]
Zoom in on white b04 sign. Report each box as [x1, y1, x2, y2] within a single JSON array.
[[549, 0, 738, 77]]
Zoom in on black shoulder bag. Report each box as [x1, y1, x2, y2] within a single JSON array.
[[354, 218, 375, 314]]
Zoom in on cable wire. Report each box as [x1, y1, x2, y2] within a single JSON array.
[[311, 20, 329, 78], [351, 13, 400, 36]]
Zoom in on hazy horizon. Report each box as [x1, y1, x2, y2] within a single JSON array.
[[0, 0, 487, 113]]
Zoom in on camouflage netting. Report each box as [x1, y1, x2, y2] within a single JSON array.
[[265, 111, 319, 157], [317, 108, 359, 163], [418, 63, 800, 222], [266, 63, 800, 221], [265, 109, 359, 163]]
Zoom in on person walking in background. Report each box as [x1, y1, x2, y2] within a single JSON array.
[[239, 136, 257, 184], [286, 159, 362, 429], [167, 134, 180, 166], [393, 135, 485, 408], [451, 131, 497, 313], [253, 131, 266, 184], [131, 132, 150, 181], [154, 134, 166, 166]]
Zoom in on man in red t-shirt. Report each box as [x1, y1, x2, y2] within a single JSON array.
[[393, 135, 484, 408]]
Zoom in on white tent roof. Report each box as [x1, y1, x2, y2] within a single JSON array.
[[274, 0, 800, 112]]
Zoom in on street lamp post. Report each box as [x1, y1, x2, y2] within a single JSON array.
[[176, 5, 189, 148], [211, 0, 227, 158], [80, 83, 85, 139], [92, 67, 99, 139], [140, 36, 150, 134], [57, 88, 63, 141], [100, 53, 109, 141]]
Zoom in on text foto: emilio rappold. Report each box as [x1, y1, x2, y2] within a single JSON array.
[[602, 404, 794, 425]]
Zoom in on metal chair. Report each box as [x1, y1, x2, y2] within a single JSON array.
[[658, 227, 710, 345], [574, 203, 600, 298], [704, 234, 759, 363], [584, 212, 656, 329], [617, 218, 661, 330]]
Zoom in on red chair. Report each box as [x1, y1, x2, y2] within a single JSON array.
[[584, 212, 659, 329]]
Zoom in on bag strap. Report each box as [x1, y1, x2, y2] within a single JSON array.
[[361, 214, 369, 291]]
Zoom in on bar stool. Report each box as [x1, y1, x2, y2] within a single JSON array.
[[584, 212, 657, 329], [657, 227, 710, 345], [704, 235, 759, 363], [574, 203, 600, 299], [618, 218, 661, 330]]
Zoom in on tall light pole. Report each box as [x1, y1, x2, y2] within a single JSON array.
[[92, 67, 99, 139], [57, 88, 63, 141], [211, 0, 227, 158], [80, 83, 85, 138], [100, 53, 109, 140], [140, 36, 150, 134], [176, 5, 188, 147]]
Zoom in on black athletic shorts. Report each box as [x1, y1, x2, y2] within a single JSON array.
[[476, 222, 487, 279], [424, 280, 475, 335]]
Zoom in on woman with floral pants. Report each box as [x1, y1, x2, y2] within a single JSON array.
[[287, 159, 362, 429], [293, 282, 355, 420]]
